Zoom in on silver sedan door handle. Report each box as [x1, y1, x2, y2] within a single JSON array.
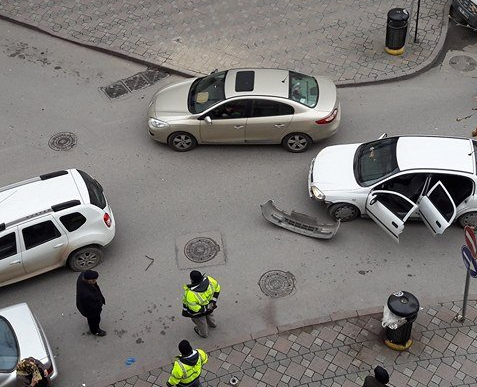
[[234, 125, 244, 129], [274, 124, 285, 128], [54, 243, 65, 248], [9, 260, 21, 265]]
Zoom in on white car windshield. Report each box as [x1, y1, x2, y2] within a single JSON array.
[[354, 137, 399, 186], [188, 71, 227, 114]]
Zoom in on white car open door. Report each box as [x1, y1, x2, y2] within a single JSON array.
[[418, 181, 456, 235], [365, 190, 419, 243]]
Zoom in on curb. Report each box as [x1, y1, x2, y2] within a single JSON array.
[[91, 293, 477, 387]]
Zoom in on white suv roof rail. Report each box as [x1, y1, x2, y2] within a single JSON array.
[[0, 170, 68, 194], [0, 199, 81, 231]]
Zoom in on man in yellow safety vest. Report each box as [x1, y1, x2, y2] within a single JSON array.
[[166, 340, 208, 387], [182, 270, 221, 338]]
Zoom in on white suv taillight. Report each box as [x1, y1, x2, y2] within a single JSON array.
[[315, 108, 338, 125], [103, 213, 112, 227]]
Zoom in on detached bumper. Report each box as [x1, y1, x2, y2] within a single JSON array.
[[260, 200, 340, 239]]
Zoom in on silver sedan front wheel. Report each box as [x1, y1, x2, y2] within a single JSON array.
[[168, 132, 197, 152]]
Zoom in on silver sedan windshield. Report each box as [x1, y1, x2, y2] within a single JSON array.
[[188, 71, 227, 114]]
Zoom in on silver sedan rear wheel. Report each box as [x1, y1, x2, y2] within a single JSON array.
[[282, 133, 312, 153]]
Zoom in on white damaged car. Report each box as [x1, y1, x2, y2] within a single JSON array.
[[308, 134, 477, 241]]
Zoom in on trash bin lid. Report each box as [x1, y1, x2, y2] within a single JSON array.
[[387, 290, 419, 317], [388, 8, 409, 22]]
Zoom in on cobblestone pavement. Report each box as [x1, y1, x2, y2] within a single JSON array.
[[96, 297, 477, 387], [0, 0, 450, 85]]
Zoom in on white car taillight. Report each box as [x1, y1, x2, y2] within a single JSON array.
[[103, 213, 112, 228], [315, 108, 338, 125]]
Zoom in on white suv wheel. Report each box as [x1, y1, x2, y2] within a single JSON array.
[[68, 247, 103, 271]]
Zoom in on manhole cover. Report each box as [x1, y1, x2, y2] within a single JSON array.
[[259, 270, 295, 298], [184, 237, 220, 263], [449, 55, 477, 72], [48, 132, 77, 151]]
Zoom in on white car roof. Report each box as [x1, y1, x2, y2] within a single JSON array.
[[225, 68, 289, 99], [397, 136, 475, 174], [0, 169, 85, 226]]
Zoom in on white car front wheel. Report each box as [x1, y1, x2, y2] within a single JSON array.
[[328, 203, 360, 222]]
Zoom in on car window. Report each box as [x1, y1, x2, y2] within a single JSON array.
[[378, 173, 427, 202], [78, 170, 106, 209], [188, 71, 227, 114], [250, 100, 294, 117], [0, 233, 17, 260], [60, 212, 87, 232], [354, 137, 399, 187], [0, 317, 18, 372], [209, 100, 248, 120], [374, 193, 414, 221], [289, 71, 318, 108], [22, 220, 61, 250], [426, 184, 455, 222], [429, 174, 473, 207]]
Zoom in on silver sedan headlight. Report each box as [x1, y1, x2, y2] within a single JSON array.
[[148, 117, 170, 129], [310, 186, 325, 200]]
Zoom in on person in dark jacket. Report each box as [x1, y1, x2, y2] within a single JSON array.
[[15, 357, 50, 387], [363, 366, 389, 387], [76, 270, 106, 336]]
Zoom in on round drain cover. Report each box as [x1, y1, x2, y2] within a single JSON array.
[[49, 132, 77, 151], [259, 270, 295, 298], [449, 55, 477, 72], [184, 237, 220, 263]]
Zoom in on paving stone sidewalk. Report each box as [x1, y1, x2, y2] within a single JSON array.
[[0, 0, 450, 85], [97, 297, 477, 387]]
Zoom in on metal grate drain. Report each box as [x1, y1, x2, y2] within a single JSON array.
[[48, 132, 77, 151], [101, 68, 169, 99], [449, 55, 477, 72], [184, 237, 220, 263], [259, 270, 295, 298]]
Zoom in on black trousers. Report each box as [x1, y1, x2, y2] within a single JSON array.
[[87, 314, 101, 334]]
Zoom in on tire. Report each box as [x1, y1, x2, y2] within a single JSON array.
[[450, 5, 467, 25], [327, 203, 360, 222], [282, 133, 312, 153], [67, 247, 103, 271], [458, 212, 477, 228], [168, 132, 197, 152]]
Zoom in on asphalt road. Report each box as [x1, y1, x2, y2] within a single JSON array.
[[1, 19, 477, 387]]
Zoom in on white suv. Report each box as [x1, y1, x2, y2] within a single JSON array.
[[0, 169, 115, 287]]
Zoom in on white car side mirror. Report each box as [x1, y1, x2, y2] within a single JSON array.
[[378, 133, 388, 139], [204, 116, 212, 124]]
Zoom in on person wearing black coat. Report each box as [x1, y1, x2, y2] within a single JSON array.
[[76, 270, 106, 336]]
